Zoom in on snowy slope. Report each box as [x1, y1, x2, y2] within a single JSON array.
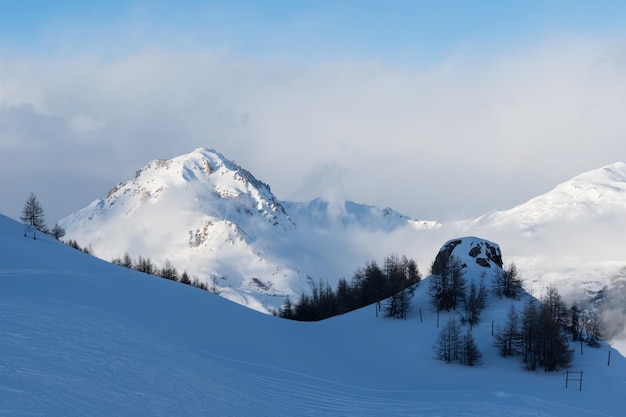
[[1, 215, 625, 416]]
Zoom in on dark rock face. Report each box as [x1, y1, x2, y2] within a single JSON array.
[[433, 237, 503, 271], [483, 243, 503, 268], [432, 239, 463, 274], [476, 257, 490, 268]]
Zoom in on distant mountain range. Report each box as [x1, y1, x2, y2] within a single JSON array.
[[60, 148, 626, 316]]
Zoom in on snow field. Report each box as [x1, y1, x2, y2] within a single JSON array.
[[1, 214, 625, 416]]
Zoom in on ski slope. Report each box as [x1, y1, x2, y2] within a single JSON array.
[[1, 214, 625, 416]]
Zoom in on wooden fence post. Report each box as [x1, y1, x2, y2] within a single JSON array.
[[565, 371, 583, 391], [579, 371, 583, 391]]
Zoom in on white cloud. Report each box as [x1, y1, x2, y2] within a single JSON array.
[[1, 36, 626, 223]]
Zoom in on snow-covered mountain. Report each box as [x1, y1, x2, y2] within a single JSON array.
[[61, 149, 626, 323], [455, 162, 626, 302], [61, 148, 307, 311], [61, 148, 439, 312], [2, 215, 625, 416]]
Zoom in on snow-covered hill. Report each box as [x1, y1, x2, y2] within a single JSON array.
[[1, 215, 625, 416]]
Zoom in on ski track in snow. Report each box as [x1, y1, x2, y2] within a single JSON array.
[[187, 346, 613, 417]]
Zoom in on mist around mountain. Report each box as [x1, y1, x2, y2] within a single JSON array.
[[59, 148, 441, 312], [58, 149, 626, 351], [2, 214, 625, 416]]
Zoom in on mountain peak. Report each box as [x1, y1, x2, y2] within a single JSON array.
[[184, 147, 240, 174], [565, 162, 626, 184], [534, 161, 626, 212], [133, 147, 247, 184], [103, 147, 285, 219], [476, 161, 626, 228], [601, 160, 626, 174], [61, 147, 298, 302]]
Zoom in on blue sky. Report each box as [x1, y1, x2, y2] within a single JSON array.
[[3, 1, 626, 62], [1, 1, 626, 222]]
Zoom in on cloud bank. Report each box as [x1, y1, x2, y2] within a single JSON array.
[[1, 36, 626, 222]]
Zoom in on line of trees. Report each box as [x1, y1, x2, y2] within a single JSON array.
[[492, 284, 599, 372], [65, 239, 93, 255], [277, 254, 421, 321], [110, 252, 220, 293], [61, 229, 220, 295]]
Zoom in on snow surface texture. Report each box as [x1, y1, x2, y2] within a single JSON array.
[[60, 150, 626, 346], [2, 217, 626, 416]]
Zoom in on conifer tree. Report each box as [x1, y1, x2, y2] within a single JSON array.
[[494, 304, 522, 357], [20, 192, 46, 238], [461, 278, 487, 327], [280, 297, 294, 319], [51, 222, 66, 240], [538, 301, 573, 371], [521, 297, 540, 370], [493, 263, 524, 299], [122, 252, 134, 269], [180, 271, 192, 285], [460, 328, 482, 366], [209, 276, 221, 295], [434, 317, 463, 363], [428, 255, 466, 312]]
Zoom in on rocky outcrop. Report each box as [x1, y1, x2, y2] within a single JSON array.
[[433, 237, 503, 271]]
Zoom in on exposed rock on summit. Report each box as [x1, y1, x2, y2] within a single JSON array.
[[434, 237, 503, 271]]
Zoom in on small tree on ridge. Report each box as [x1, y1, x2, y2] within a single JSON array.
[[20, 192, 46, 238]]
